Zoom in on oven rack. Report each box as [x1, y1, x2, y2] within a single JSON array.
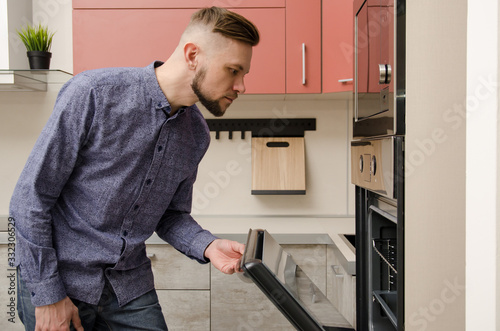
[[372, 239, 398, 274]]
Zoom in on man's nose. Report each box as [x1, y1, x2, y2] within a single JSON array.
[[233, 77, 246, 94]]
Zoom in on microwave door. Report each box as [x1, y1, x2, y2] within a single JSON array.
[[354, 0, 396, 139], [241, 229, 354, 331]]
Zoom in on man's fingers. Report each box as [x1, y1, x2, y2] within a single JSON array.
[[72, 311, 84, 331], [69, 302, 83, 331]]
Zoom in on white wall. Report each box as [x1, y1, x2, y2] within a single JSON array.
[[466, 0, 499, 330], [1, 0, 32, 70]]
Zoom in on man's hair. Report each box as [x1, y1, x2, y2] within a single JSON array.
[[189, 7, 260, 46]]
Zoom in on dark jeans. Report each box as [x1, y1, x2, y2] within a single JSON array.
[[17, 270, 168, 331]]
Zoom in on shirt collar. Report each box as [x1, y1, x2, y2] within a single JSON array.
[[145, 61, 194, 119], [145, 61, 171, 112]]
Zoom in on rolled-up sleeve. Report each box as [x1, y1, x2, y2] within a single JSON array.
[[10, 74, 97, 306]]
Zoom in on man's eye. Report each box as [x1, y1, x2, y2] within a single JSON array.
[[229, 68, 238, 75]]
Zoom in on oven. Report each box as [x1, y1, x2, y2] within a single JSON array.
[[352, 0, 405, 330], [351, 137, 404, 330]]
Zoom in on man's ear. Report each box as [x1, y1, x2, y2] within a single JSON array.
[[184, 42, 199, 70]]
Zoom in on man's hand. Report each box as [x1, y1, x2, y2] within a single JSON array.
[[204, 239, 245, 274], [35, 296, 83, 331]]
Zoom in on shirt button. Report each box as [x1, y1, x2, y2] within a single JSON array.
[[146, 179, 152, 185], [157, 146, 163, 152]]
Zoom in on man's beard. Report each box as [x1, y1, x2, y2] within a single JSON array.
[[191, 68, 225, 117]]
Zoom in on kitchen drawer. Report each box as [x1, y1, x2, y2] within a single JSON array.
[[327, 244, 356, 328], [157, 290, 210, 331], [211, 265, 293, 331], [147, 245, 210, 290]]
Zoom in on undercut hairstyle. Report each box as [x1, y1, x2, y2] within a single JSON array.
[[189, 6, 260, 46]]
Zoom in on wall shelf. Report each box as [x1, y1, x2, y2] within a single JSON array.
[[0, 69, 73, 92]]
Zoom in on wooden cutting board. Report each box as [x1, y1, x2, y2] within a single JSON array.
[[251, 137, 306, 195]]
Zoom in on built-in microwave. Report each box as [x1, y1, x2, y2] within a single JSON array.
[[353, 0, 405, 140]]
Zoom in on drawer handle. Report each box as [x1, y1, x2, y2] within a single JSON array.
[[302, 43, 306, 85], [266, 142, 289, 148], [331, 265, 344, 278], [147, 253, 156, 259]]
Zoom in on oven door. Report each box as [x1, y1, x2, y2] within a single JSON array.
[[241, 229, 355, 331]]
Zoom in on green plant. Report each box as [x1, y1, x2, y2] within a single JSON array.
[[17, 23, 55, 52]]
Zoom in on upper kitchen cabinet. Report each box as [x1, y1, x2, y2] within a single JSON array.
[[72, 0, 353, 95], [72, 1, 285, 94], [72, 1, 285, 9], [322, 0, 354, 93], [285, 0, 322, 94]]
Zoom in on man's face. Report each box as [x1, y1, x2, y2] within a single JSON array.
[[191, 39, 252, 117]]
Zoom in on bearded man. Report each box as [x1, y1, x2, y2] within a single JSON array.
[[10, 7, 259, 331]]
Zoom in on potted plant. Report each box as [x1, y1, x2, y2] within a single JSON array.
[[17, 23, 55, 69]]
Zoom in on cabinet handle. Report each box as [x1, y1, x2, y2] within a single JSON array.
[[331, 265, 344, 278], [147, 253, 155, 259], [338, 78, 353, 83], [302, 43, 306, 85]]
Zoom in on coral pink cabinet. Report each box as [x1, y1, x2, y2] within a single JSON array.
[[72, 0, 285, 94], [322, 0, 354, 93], [285, 0, 322, 94], [73, 0, 352, 94]]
